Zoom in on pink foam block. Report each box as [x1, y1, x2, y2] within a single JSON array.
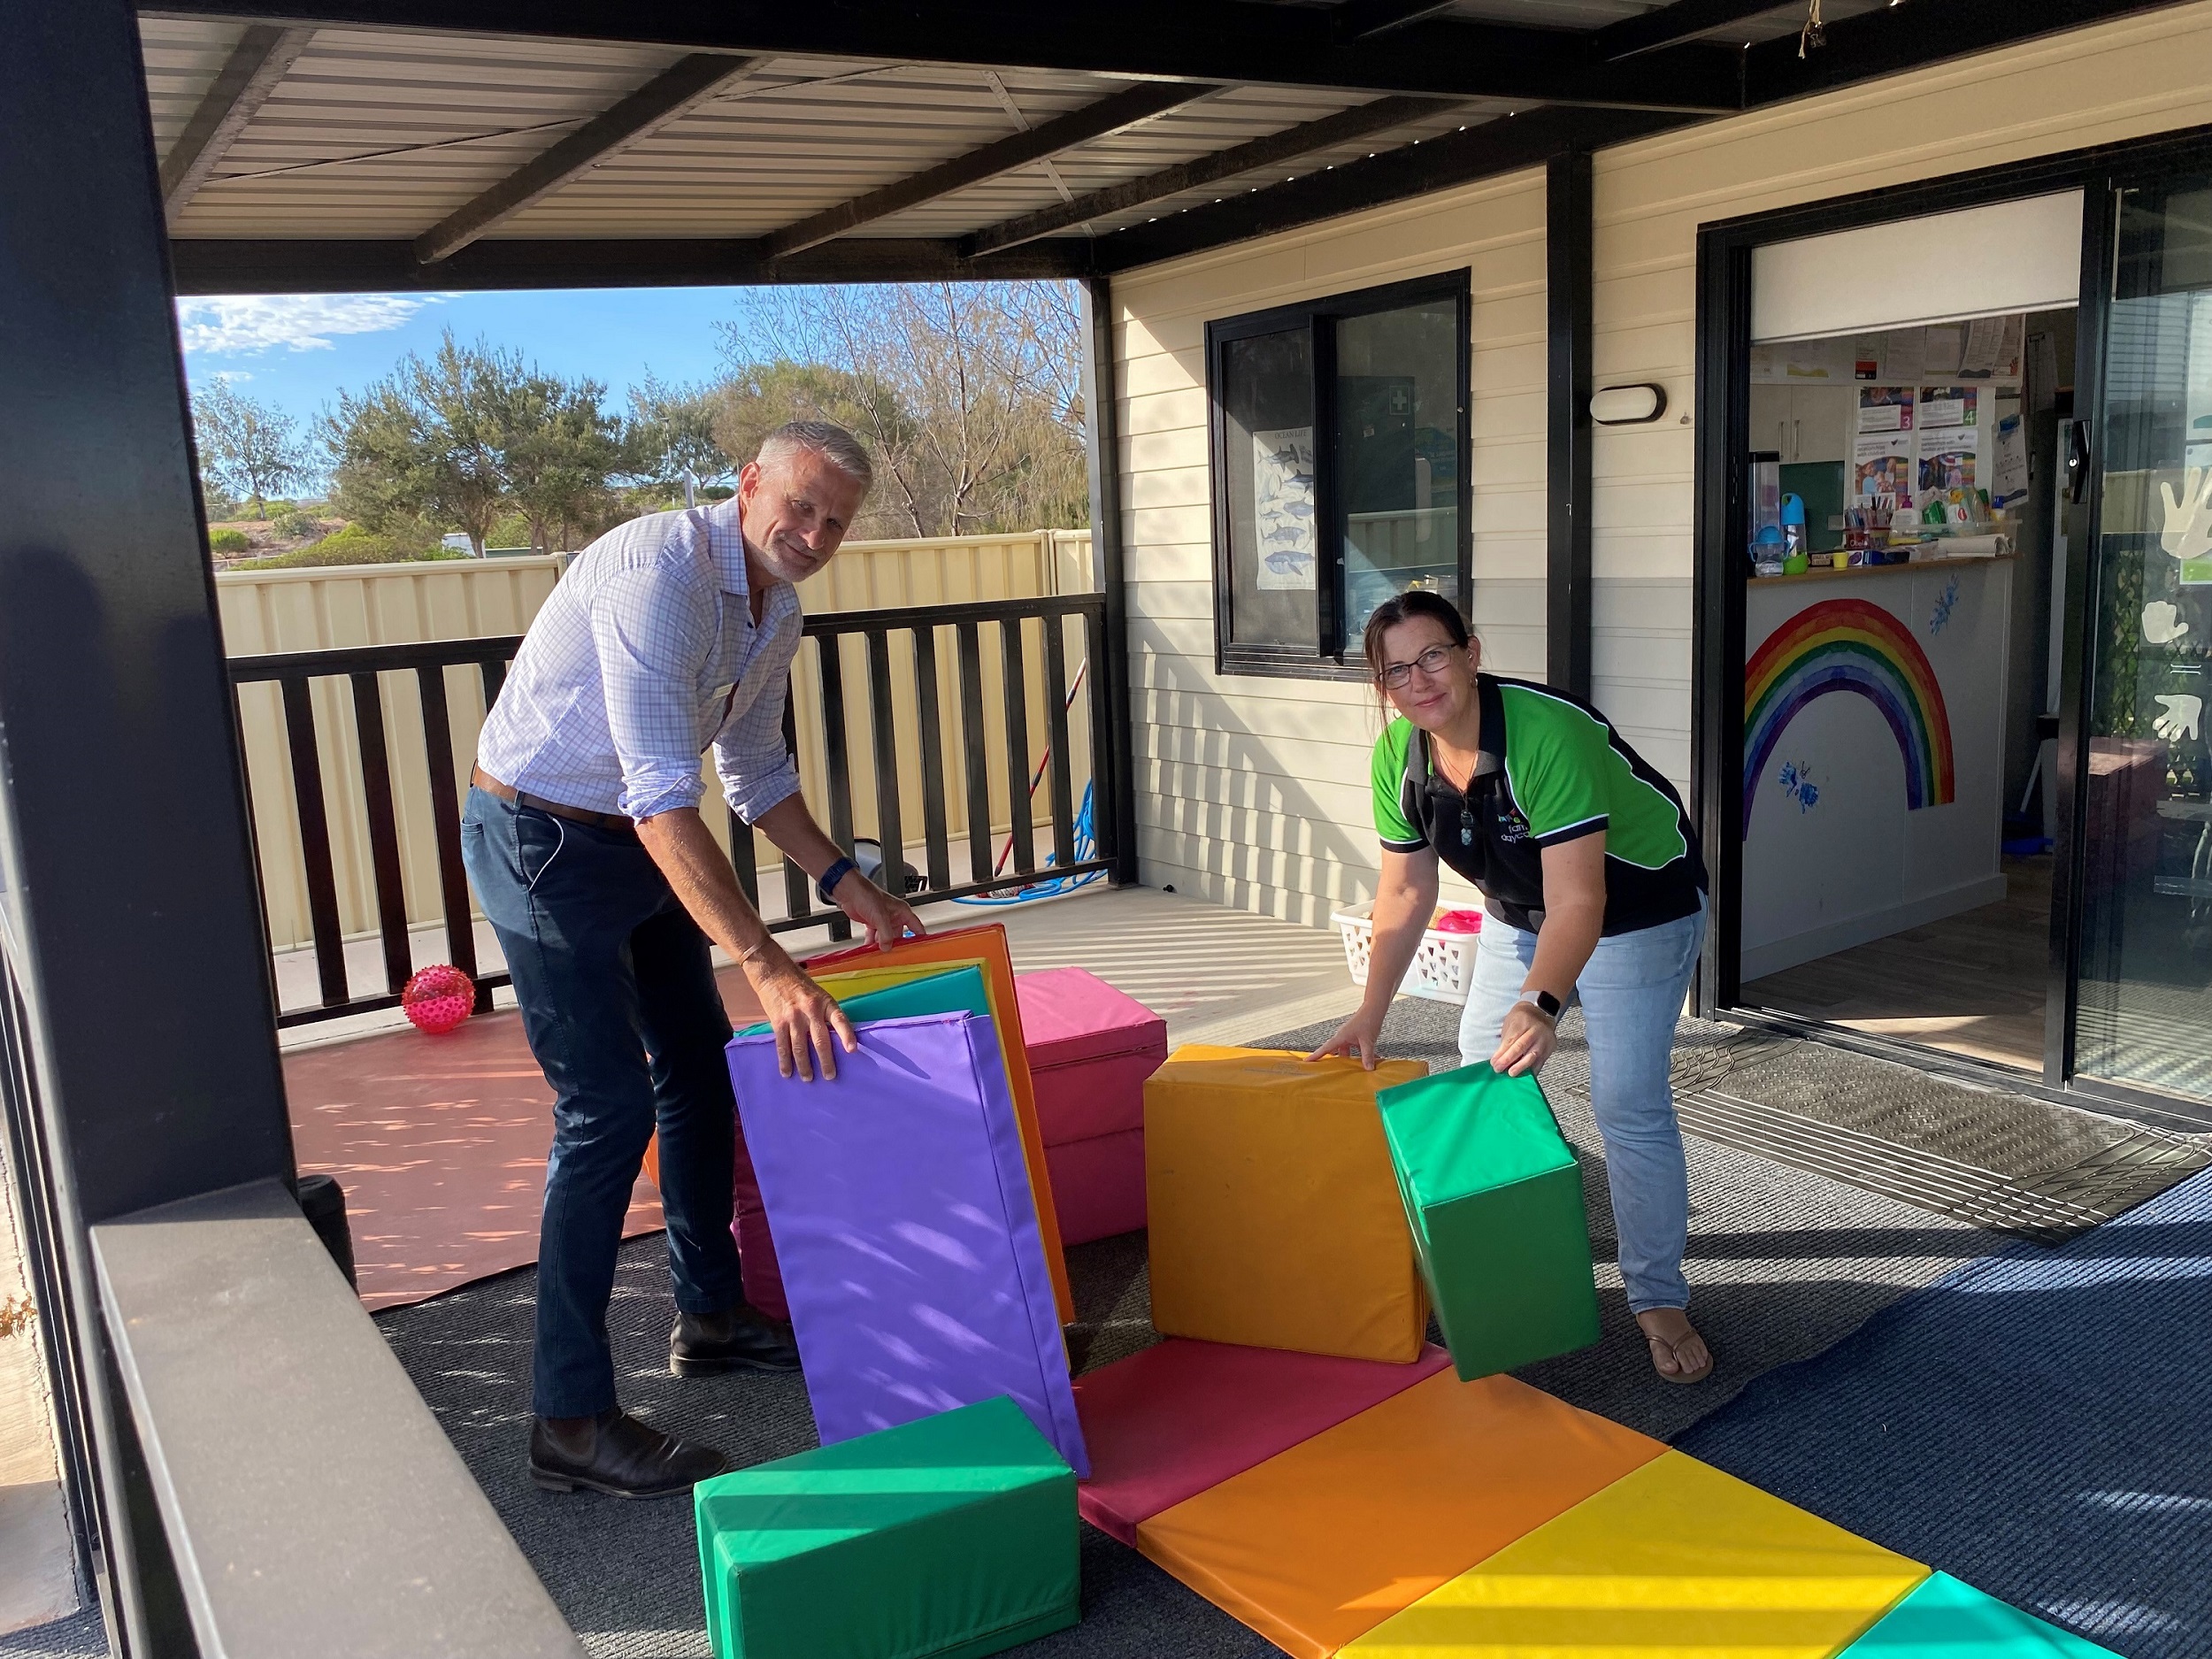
[[1044, 1128, 1145, 1245], [1016, 968, 1166, 1146], [1071, 1336, 1451, 1544]]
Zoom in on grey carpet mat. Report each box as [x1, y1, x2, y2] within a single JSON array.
[[1678, 1165, 2212, 1659], [377, 1233, 1282, 1659], [1670, 1032, 2211, 1242], [0, 1609, 106, 1658]]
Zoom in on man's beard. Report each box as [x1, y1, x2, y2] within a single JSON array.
[[751, 534, 826, 584]]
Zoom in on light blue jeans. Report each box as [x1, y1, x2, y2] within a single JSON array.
[[1456, 898, 1707, 1313]]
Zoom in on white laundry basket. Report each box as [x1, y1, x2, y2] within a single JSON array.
[[1329, 902, 1482, 1006]]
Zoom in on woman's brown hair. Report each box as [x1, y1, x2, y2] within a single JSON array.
[[1362, 589, 1473, 706]]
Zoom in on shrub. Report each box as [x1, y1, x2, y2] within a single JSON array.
[[208, 528, 250, 555], [272, 508, 322, 539], [230, 521, 465, 570]]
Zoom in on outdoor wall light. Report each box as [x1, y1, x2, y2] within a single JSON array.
[[1590, 383, 1669, 425]]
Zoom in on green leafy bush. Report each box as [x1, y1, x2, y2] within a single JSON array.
[[208, 528, 250, 555], [230, 521, 465, 570], [273, 508, 322, 539]]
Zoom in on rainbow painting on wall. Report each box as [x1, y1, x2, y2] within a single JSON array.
[[1742, 596, 1955, 838]]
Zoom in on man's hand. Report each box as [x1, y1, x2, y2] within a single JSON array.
[[749, 948, 857, 1081], [831, 868, 926, 949], [1491, 1001, 1557, 1078]]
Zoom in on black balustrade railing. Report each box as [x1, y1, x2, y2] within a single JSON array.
[[227, 594, 1118, 1029]]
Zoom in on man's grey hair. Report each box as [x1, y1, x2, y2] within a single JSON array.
[[757, 419, 873, 495]]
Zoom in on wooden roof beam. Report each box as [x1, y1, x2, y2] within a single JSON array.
[[963, 93, 1457, 257], [170, 235, 1096, 295], [414, 51, 759, 265], [159, 23, 314, 217], [761, 80, 1212, 261], [1590, 0, 1786, 61]]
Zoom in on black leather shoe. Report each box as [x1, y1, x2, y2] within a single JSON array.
[[670, 1306, 803, 1376], [527, 1409, 730, 1499]]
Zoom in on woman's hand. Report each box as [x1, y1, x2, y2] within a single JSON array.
[[1491, 1001, 1557, 1078], [749, 949, 857, 1081], [1310, 1002, 1387, 1070]]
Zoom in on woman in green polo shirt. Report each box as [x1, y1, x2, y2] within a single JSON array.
[[1313, 590, 1713, 1384]]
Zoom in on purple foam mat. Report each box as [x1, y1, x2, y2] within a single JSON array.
[[726, 1011, 1088, 1477]]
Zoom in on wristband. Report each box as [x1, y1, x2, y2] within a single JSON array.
[[817, 855, 860, 905], [1528, 988, 1563, 1022]]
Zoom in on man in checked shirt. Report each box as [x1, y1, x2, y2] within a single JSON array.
[[463, 420, 924, 1499]]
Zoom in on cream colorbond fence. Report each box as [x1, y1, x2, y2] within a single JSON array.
[[223, 531, 1094, 953]]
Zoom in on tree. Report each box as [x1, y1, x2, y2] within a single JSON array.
[[715, 280, 1087, 539], [326, 334, 504, 555], [626, 372, 733, 497], [325, 331, 622, 556], [488, 361, 625, 554], [192, 380, 315, 518], [702, 358, 916, 539]]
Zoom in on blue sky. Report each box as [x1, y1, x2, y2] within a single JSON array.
[[174, 287, 749, 449]]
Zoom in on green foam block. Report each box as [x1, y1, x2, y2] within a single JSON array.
[[1375, 1062, 1601, 1381], [738, 964, 989, 1038], [695, 1394, 1079, 1659], [1838, 1573, 2124, 1659]]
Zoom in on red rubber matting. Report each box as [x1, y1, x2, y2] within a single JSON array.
[[285, 968, 767, 1311]]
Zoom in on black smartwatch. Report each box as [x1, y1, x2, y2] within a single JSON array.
[[1529, 988, 1564, 1023], [817, 855, 859, 904]]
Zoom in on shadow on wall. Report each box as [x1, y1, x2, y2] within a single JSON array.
[[1127, 581, 1546, 927], [1132, 621, 1388, 928]]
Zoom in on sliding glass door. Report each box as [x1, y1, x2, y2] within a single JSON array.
[[2073, 173, 2212, 1102]]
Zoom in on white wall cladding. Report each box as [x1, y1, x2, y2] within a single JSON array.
[[1108, 4, 2212, 926], [1112, 167, 1549, 926]]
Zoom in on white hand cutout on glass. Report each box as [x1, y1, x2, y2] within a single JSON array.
[[2154, 694, 2202, 743], [2143, 601, 2192, 645], [2160, 468, 2212, 563]]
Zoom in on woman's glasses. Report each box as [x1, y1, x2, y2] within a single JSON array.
[[1377, 643, 1462, 689]]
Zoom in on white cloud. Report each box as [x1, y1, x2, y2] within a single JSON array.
[[211, 368, 254, 383], [176, 294, 441, 355]]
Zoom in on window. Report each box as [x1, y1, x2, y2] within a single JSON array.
[[1207, 271, 1471, 678]]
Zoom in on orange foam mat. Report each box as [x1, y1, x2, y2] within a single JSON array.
[[1340, 1449, 1928, 1658], [807, 924, 1075, 1321], [1133, 1370, 1667, 1659]]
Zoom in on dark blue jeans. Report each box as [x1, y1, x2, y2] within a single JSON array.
[[461, 787, 746, 1418]]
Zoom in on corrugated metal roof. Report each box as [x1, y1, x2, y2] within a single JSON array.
[[142, 15, 1509, 244], [140, 3, 1901, 253]]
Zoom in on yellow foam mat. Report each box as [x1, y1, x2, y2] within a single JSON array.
[[811, 960, 986, 1002], [1340, 1449, 1927, 1659]]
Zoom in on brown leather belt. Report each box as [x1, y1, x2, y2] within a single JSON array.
[[470, 767, 637, 837]]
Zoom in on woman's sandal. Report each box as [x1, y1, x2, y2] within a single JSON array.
[[1640, 1318, 1714, 1386]]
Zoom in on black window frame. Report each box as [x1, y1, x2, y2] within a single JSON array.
[[1205, 269, 1473, 680]]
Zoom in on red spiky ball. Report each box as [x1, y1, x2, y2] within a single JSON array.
[[402, 964, 475, 1034]]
